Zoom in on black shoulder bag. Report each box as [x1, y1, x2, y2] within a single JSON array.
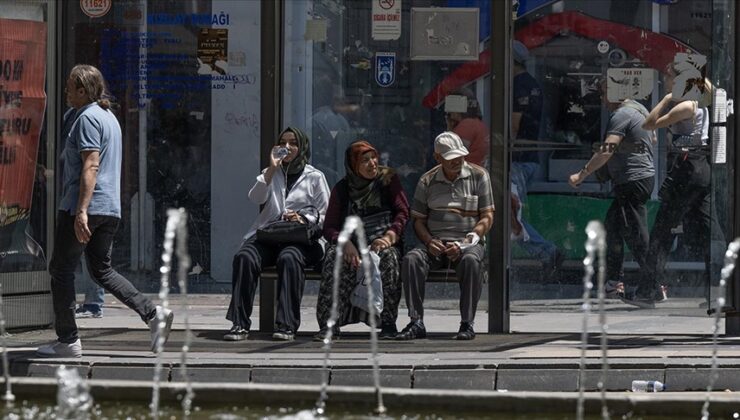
[[255, 206, 321, 246]]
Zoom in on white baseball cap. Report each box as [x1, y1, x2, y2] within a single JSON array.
[[434, 132, 469, 160]]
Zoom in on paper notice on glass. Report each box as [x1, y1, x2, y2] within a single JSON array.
[[445, 95, 468, 113], [606, 68, 656, 102], [304, 19, 327, 42], [713, 88, 727, 123], [410, 7, 479, 61], [672, 52, 708, 103], [712, 126, 726, 164], [197, 28, 228, 75], [372, 0, 402, 41]]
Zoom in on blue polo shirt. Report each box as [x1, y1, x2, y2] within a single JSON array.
[[59, 103, 122, 218]]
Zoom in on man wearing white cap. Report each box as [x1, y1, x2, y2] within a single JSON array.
[[397, 132, 494, 340]]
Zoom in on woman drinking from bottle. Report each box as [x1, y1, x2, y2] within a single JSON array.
[[224, 127, 330, 341]]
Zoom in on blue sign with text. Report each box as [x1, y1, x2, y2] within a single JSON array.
[[375, 52, 396, 87]]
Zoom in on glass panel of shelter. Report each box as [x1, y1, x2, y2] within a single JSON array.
[[510, 0, 728, 334], [283, 0, 493, 331], [61, 0, 262, 291]]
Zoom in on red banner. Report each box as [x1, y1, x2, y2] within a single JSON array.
[[422, 11, 695, 108], [0, 18, 47, 228]]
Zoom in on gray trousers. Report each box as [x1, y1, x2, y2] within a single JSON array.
[[401, 243, 485, 324]]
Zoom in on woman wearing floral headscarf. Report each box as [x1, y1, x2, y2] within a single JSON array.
[[224, 127, 330, 341], [315, 140, 409, 340]]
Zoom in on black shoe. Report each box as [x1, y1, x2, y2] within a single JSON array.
[[223, 324, 248, 341], [455, 322, 475, 340], [379, 322, 398, 339], [313, 326, 340, 342], [272, 329, 295, 341], [396, 320, 426, 340], [620, 292, 655, 309]]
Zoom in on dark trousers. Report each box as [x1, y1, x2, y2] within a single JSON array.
[[49, 211, 156, 343], [226, 238, 323, 332], [637, 154, 712, 298], [401, 244, 485, 324], [605, 176, 654, 283]]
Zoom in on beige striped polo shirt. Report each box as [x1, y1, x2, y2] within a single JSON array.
[[410, 161, 494, 242]]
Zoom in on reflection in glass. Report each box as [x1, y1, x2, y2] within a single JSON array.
[[510, 0, 730, 333]]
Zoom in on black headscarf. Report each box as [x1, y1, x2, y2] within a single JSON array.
[[279, 127, 310, 176], [344, 141, 393, 215]]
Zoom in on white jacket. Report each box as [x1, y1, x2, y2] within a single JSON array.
[[243, 164, 330, 246]]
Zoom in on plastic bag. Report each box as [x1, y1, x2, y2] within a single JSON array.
[[350, 250, 383, 315]]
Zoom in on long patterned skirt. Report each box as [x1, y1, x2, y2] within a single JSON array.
[[316, 244, 401, 328]]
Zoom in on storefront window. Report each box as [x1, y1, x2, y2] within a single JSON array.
[[0, 0, 49, 274], [510, 0, 731, 333], [62, 0, 261, 288]]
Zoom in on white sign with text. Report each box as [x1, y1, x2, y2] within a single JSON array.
[[372, 0, 402, 41], [606, 68, 656, 102]]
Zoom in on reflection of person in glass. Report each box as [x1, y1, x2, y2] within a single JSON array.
[[315, 141, 409, 341], [627, 66, 714, 308], [311, 76, 352, 187], [398, 132, 494, 341], [445, 88, 489, 168], [510, 40, 563, 277], [224, 128, 330, 341], [568, 84, 655, 300], [37, 65, 173, 358]]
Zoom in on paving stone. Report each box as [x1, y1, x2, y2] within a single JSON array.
[[497, 360, 580, 368], [171, 367, 251, 383], [414, 368, 494, 390], [24, 363, 89, 379], [581, 369, 664, 391], [251, 367, 324, 385], [91, 365, 168, 381], [496, 369, 578, 391], [331, 369, 411, 388], [665, 368, 740, 391], [663, 358, 740, 368]]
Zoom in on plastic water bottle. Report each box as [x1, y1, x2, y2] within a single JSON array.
[[631, 380, 664, 392], [274, 147, 289, 159]]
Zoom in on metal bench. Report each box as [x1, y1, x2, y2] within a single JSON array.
[[258, 267, 470, 332]]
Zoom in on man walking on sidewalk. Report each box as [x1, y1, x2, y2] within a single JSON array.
[[37, 65, 173, 358]]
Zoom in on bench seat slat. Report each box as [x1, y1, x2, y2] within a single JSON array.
[[259, 267, 459, 282]]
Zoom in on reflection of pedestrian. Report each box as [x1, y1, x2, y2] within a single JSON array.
[[510, 40, 562, 276], [37, 65, 173, 358], [311, 76, 352, 187], [626, 67, 716, 308], [75, 256, 104, 318], [568, 94, 655, 299], [445, 88, 489, 168]]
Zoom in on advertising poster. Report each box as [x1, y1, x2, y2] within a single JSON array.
[[0, 18, 47, 269], [197, 28, 228, 75]]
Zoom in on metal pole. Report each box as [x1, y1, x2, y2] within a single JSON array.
[[489, 0, 511, 333]]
